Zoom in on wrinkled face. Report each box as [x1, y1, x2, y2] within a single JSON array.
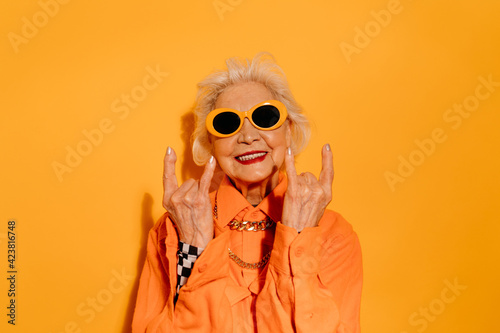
[[210, 82, 291, 188]]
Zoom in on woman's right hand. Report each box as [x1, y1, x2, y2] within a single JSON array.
[[162, 147, 216, 248]]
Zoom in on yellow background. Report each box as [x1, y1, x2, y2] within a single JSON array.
[[1, 0, 499, 332]]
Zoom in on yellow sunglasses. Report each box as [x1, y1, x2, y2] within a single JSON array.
[[206, 100, 288, 138]]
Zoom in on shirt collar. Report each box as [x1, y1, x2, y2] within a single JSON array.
[[214, 172, 287, 230]]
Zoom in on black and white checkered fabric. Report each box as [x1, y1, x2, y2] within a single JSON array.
[[175, 242, 203, 304]]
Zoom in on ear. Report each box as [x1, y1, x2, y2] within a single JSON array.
[[285, 119, 293, 148], [204, 133, 215, 157]]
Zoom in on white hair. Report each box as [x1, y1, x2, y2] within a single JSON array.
[[192, 53, 310, 165]]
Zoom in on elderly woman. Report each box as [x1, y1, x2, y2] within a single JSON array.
[[132, 54, 362, 332]]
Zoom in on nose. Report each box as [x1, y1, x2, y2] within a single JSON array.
[[237, 118, 261, 144]]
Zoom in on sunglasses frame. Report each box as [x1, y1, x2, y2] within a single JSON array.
[[206, 99, 288, 138]]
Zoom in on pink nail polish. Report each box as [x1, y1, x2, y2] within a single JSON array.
[[326, 144, 331, 151], [167, 147, 172, 155]]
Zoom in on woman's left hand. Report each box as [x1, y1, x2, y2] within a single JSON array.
[[282, 144, 334, 232]]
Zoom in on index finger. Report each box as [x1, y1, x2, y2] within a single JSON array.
[[163, 146, 179, 201], [199, 156, 216, 193], [318, 144, 334, 192]]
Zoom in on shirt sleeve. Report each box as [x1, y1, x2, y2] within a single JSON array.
[[132, 214, 178, 333], [255, 210, 363, 333], [175, 242, 204, 305]]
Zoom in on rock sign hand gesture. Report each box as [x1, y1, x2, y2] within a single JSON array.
[[162, 147, 216, 248], [282, 144, 334, 232]]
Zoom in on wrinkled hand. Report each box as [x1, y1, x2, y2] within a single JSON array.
[[163, 147, 216, 248], [282, 144, 334, 232]]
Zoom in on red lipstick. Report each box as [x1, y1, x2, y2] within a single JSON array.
[[235, 151, 268, 165]]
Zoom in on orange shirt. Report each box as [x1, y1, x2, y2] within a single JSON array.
[[132, 173, 362, 332]]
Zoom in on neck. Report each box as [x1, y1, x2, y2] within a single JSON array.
[[230, 172, 280, 206]]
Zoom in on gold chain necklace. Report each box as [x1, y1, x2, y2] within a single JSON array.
[[213, 193, 274, 231], [214, 192, 273, 268], [228, 219, 273, 231], [228, 248, 271, 269]]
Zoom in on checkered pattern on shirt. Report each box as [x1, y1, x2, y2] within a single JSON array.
[[175, 242, 203, 304]]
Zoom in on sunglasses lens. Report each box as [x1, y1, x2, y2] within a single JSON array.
[[213, 112, 241, 135], [252, 105, 281, 128]]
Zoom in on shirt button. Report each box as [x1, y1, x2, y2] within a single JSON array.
[[295, 247, 304, 257], [198, 263, 207, 272]]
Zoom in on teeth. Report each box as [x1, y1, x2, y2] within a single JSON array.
[[237, 152, 266, 161]]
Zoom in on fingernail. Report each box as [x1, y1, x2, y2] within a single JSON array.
[[325, 144, 331, 151], [287, 147, 292, 155], [167, 146, 172, 155], [209, 155, 214, 163]]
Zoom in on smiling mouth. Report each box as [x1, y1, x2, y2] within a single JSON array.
[[235, 151, 268, 164]]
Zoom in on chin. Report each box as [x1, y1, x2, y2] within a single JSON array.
[[237, 169, 278, 185]]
